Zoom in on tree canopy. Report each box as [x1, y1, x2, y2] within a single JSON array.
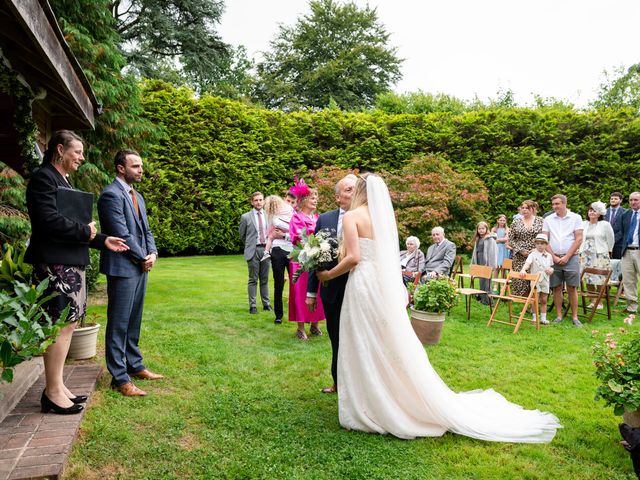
[[254, 0, 402, 110], [110, 0, 248, 94]]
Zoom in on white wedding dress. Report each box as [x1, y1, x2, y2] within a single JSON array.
[[337, 176, 560, 442]]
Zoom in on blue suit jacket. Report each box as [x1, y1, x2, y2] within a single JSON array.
[[307, 208, 349, 304], [619, 208, 640, 256], [98, 179, 157, 277]]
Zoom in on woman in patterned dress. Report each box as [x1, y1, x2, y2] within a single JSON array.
[[508, 200, 544, 297], [26, 130, 128, 415]]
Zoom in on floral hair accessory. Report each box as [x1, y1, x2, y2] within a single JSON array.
[[289, 177, 310, 199]]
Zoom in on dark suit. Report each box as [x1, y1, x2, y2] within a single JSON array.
[[620, 208, 640, 312], [307, 209, 347, 385], [606, 206, 627, 259], [98, 179, 157, 387], [25, 163, 106, 266]]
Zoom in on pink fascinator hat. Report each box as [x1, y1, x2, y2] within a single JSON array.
[[289, 177, 311, 199]]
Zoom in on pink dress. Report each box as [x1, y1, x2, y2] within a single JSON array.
[[288, 212, 326, 323]]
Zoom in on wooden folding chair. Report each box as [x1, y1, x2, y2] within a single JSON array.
[[487, 271, 541, 333], [492, 258, 513, 291], [608, 259, 625, 307], [450, 255, 464, 287], [564, 267, 612, 323], [457, 264, 493, 320]]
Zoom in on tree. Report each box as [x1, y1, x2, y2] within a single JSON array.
[[110, 0, 240, 93], [51, 0, 158, 191], [592, 64, 640, 112], [254, 0, 402, 110]]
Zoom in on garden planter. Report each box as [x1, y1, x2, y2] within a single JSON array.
[[68, 324, 100, 360], [623, 409, 640, 428], [410, 308, 445, 345]]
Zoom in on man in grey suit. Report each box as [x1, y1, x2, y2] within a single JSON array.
[[239, 192, 271, 314], [98, 149, 162, 397], [421, 226, 457, 281]]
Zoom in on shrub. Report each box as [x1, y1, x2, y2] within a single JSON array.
[[412, 277, 458, 313]]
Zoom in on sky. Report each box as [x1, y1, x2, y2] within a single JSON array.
[[218, 0, 640, 107]]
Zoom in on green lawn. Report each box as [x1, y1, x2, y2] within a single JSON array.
[[63, 256, 636, 479]]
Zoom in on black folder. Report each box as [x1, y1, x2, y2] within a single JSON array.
[[56, 187, 93, 225]]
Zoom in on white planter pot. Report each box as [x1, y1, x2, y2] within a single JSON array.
[[68, 323, 100, 360], [410, 308, 445, 345]]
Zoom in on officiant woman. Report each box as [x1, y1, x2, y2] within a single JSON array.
[[25, 130, 127, 415]]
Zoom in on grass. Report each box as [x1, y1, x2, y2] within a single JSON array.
[[63, 255, 636, 479]]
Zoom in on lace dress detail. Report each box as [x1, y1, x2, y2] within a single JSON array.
[[338, 238, 560, 441]]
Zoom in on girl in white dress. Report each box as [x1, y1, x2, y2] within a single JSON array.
[[316, 174, 560, 442]]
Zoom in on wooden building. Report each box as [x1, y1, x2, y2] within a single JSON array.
[[0, 0, 100, 175]]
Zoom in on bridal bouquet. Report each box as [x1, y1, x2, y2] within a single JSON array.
[[288, 229, 339, 284]]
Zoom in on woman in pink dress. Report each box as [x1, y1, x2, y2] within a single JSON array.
[[289, 186, 326, 340]]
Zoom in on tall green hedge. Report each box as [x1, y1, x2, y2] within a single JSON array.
[[140, 81, 640, 255]]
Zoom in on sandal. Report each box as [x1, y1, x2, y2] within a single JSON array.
[[310, 325, 323, 336], [296, 330, 308, 341]]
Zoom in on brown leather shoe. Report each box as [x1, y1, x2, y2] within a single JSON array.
[[321, 384, 337, 394], [115, 382, 147, 397], [130, 369, 164, 380]]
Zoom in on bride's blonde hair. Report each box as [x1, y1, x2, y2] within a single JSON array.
[[338, 173, 371, 260]]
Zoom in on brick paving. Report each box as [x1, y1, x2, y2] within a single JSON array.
[[0, 364, 102, 480]]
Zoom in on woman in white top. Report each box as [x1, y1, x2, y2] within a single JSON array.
[[578, 201, 614, 289]]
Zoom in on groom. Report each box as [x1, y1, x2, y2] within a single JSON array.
[[306, 174, 357, 394]]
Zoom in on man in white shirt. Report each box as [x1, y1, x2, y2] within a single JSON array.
[[542, 194, 583, 327], [239, 192, 272, 314], [620, 192, 640, 313]]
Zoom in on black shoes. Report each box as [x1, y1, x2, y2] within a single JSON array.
[[70, 395, 88, 404], [249, 307, 258, 314], [274, 318, 282, 324], [263, 305, 273, 312], [41, 391, 84, 415]]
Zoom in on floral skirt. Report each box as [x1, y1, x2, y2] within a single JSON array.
[[33, 264, 86, 324], [579, 240, 611, 286]]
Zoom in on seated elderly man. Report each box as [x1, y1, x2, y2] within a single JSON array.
[[400, 236, 426, 284], [421, 226, 457, 282]]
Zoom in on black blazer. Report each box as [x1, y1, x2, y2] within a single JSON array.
[[307, 208, 349, 304], [619, 208, 640, 257], [25, 163, 105, 266]]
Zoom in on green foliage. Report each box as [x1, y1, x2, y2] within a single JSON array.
[[111, 0, 241, 95], [0, 165, 30, 244], [375, 91, 470, 115], [0, 243, 32, 293], [593, 329, 640, 415], [86, 248, 101, 293], [0, 280, 68, 383], [412, 276, 458, 313], [50, 0, 158, 193], [254, 0, 402, 110], [140, 83, 640, 255], [592, 64, 640, 112]]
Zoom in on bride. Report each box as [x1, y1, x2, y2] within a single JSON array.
[[315, 174, 560, 442]]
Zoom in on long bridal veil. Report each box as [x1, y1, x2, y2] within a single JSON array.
[[339, 174, 560, 442]]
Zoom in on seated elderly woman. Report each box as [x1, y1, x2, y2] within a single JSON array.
[[400, 236, 426, 284]]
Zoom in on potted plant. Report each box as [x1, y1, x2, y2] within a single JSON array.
[[593, 328, 640, 426], [68, 312, 100, 360], [409, 276, 458, 345]]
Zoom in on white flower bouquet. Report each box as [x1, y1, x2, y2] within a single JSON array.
[[288, 229, 339, 284]]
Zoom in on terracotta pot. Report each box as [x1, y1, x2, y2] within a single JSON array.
[[410, 308, 445, 345], [623, 409, 640, 428], [68, 324, 100, 360]]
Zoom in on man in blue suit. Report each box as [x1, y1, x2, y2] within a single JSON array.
[[606, 192, 627, 259], [98, 149, 162, 397], [306, 174, 357, 394]]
